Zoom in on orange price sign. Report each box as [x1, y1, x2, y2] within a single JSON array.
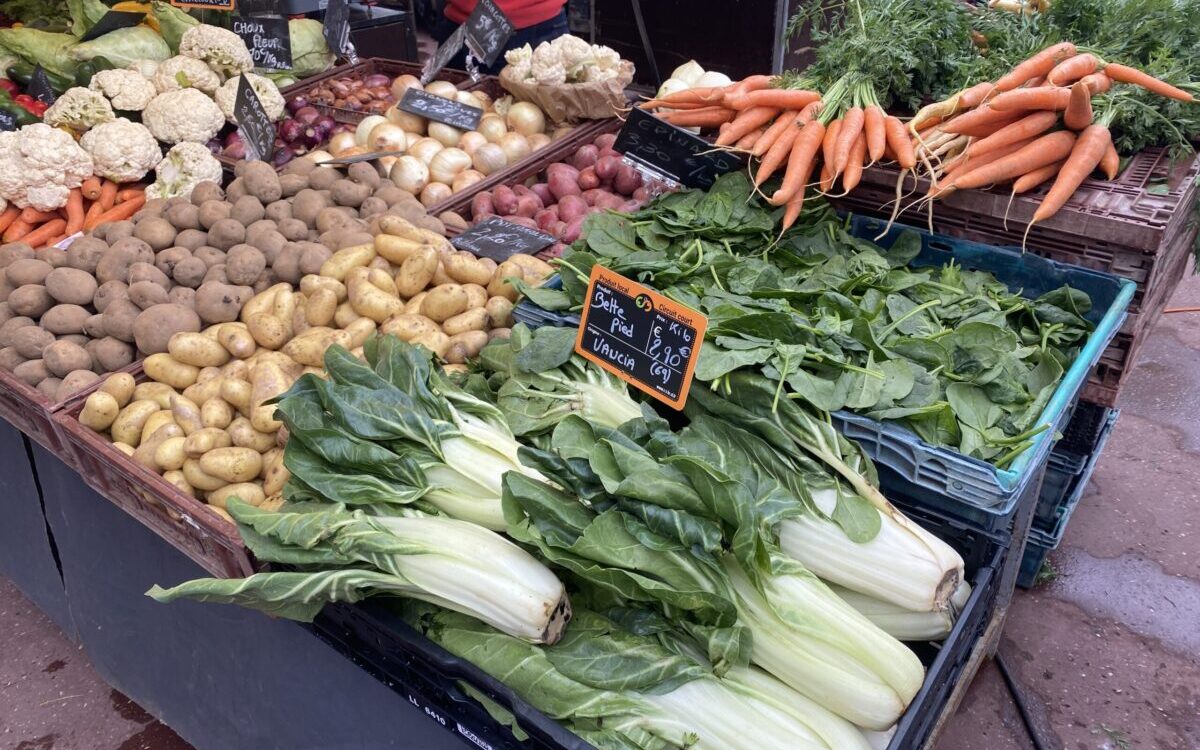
[[575, 265, 707, 411]]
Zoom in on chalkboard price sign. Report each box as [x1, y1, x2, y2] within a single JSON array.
[[614, 107, 744, 189], [28, 66, 57, 106], [171, 0, 235, 10], [232, 16, 292, 70], [576, 265, 707, 410], [398, 88, 483, 131], [422, 24, 467, 85], [234, 74, 275, 162], [464, 0, 514, 66], [450, 216, 555, 261], [80, 10, 145, 42], [323, 0, 357, 61]]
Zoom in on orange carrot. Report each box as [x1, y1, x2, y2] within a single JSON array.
[[841, 133, 868, 193], [82, 199, 106, 229], [725, 89, 820, 111], [732, 75, 773, 94], [833, 106, 864, 174], [1100, 142, 1120, 180], [941, 105, 1026, 134], [822, 118, 843, 174], [755, 117, 804, 187], [1033, 125, 1112, 223], [916, 115, 944, 134], [1080, 73, 1112, 95], [959, 81, 997, 110], [98, 180, 118, 211], [884, 116, 916, 170], [81, 177, 102, 201], [643, 86, 735, 108], [736, 127, 766, 151], [2, 219, 32, 243], [988, 87, 1072, 112], [965, 111, 1058, 159], [863, 105, 887, 163], [819, 160, 835, 192], [1102, 62, 1194, 101], [715, 106, 781, 146], [116, 186, 146, 203], [85, 195, 145, 230], [780, 175, 814, 233], [753, 112, 801, 158], [63, 188, 85, 235], [944, 138, 1037, 182], [1012, 160, 1066, 194], [0, 206, 19, 234], [950, 130, 1078, 190], [770, 119, 825, 206], [19, 207, 58, 224], [994, 42, 1078, 92], [662, 107, 736, 127], [1063, 81, 1092, 130], [1047, 53, 1098, 86], [22, 219, 66, 248]]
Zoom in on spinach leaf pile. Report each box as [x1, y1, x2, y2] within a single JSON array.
[[548, 173, 1094, 466]]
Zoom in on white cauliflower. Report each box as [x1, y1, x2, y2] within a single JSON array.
[[88, 69, 158, 111], [179, 24, 254, 78], [504, 44, 532, 67], [153, 55, 222, 95], [145, 142, 223, 201], [0, 124, 94, 211], [551, 35, 593, 72], [42, 87, 115, 133], [80, 118, 162, 183], [128, 59, 160, 78], [533, 60, 567, 86], [214, 73, 285, 123], [142, 88, 225, 144], [590, 44, 622, 71]]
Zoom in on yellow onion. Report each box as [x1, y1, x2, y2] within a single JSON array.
[[385, 104, 427, 134], [457, 130, 488, 155], [328, 131, 357, 156], [391, 74, 422, 99], [477, 115, 507, 143], [472, 143, 507, 176], [429, 147, 472, 184], [420, 182, 453, 207], [355, 115, 387, 147], [390, 155, 430, 193], [452, 169, 485, 192], [407, 137, 444, 165], [425, 80, 459, 99], [527, 133, 551, 151], [368, 122, 408, 152], [498, 132, 531, 163], [506, 102, 546, 135]]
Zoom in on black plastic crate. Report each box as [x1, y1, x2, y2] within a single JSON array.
[[1034, 402, 1119, 533], [309, 503, 1005, 750]]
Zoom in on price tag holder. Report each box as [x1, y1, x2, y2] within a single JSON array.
[[234, 74, 275, 162], [450, 216, 555, 261], [28, 66, 57, 106], [0, 110, 17, 132], [576, 265, 706, 410], [614, 107, 745, 189], [323, 0, 357, 62], [171, 0, 235, 10], [232, 16, 292, 70], [79, 10, 145, 42], [398, 88, 483, 131], [421, 24, 467, 85], [322, 149, 405, 166], [464, 0, 514, 66]]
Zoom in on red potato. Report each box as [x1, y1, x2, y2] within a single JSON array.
[[594, 192, 626, 210], [548, 174, 582, 201], [557, 195, 589, 223], [613, 165, 643, 196], [534, 208, 559, 231], [620, 200, 643, 212], [471, 192, 495, 219], [530, 183, 554, 206], [546, 163, 580, 183], [632, 187, 650, 202], [505, 216, 538, 229], [578, 167, 601, 191], [541, 243, 567, 259], [492, 185, 519, 215], [572, 144, 599, 170], [548, 220, 567, 239], [561, 217, 585, 243], [581, 188, 607, 206], [512, 184, 544, 209], [594, 155, 621, 182], [515, 195, 540, 218], [594, 133, 617, 151]]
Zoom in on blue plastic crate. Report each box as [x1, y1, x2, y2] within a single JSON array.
[[1035, 403, 1113, 532], [1018, 407, 1120, 588]]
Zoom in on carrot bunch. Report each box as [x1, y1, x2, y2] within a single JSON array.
[[901, 42, 1195, 236], [0, 178, 146, 249]]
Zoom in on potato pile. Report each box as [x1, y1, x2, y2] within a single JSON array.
[[77, 215, 553, 519], [0, 159, 446, 401]]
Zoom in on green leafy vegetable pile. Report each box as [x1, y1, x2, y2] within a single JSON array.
[[544, 173, 1094, 465]]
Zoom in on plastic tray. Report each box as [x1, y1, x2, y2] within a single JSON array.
[[52, 369, 255, 580], [310, 500, 1006, 750], [0, 362, 141, 457], [1018, 407, 1120, 588]]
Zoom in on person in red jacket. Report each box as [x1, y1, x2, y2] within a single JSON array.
[[433, 0, 569, 74]]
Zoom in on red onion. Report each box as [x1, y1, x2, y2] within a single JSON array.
[[294, 106, 320, 125], [277, 118, 305, 143], [286, 95, 309, 114], [362, 73, 391, 88], [223, 130, 244, 148], [271, 146, 295, 168], [223, 140, 246, 159]]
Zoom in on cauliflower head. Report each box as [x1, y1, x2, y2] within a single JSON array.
[[550, 35, 592, 70], [89, 69, 158, 111], [80, 118, 162, 183], [0, 124, 94, 211], [179, 24, 254, 78], [142, 88, 225, 144], [153, 55, 222, 95], [43, 87, 115, 133], [145, 142, 223, 201], [128, 59, 160, 78], [215, 73, 285, 123]]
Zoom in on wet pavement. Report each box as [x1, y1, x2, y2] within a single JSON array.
[[2, 276, 1200, 750]]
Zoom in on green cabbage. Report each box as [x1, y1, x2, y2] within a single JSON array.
[[150, 1, 198, 53], [287, 18, 335, 78], [0, 28, 79, 79], [69, 25, 170, 69], [66, 0, 108, 37]]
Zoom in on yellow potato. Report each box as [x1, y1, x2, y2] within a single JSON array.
[[368, 267, 399, 297], [420, 284, 469, 323], [240, 283, 292, 323], [444, 252, 494, 286], [334, 300, 362, 328], [100, 372, 136, 407], [182, 374, 224, 407], [300, 274, 347, 302], [378, 215, 426, 241], [488, 260, 524, 301], [477, 257, 498, 275], [488, 327, 512, 341], [221, 357, 251, 381], [380, 314, 440, 342], [444, 330, 489, 364], [320, 242, 377, 281], [403, 291, 428, 315], [145, 353, 200, 390], [154, 436, 187, 471], [374, 233, 426, 265], [169, 332, 231, 368], [283, 327, 353, 367], [217, 323, 257, 359], [305, 287, 338, 326], [197, 366, 222, 383], [200, 398, 234, 430], [182, 458, 226, 492], [161, 469, 194, 498], [133, 381, 177, 409], [442, 307, 488, 336], [184, 427, 232, 458], [395, 247, 439, 298], [200, 447, 263, 484], [80, 391, 119, 432], [110, 400, 160, 446], [508, 253, 554, 283], [221, 377, 253, 416], [133, 423, 183, 472], [410, 329, 450, 358], [228, 416, 276, 453], [348, 268, 403, 323], [343, 317, 377, 349], [249, 362, 292, 433], [208, 482, 266, 509], [258, 495, 285, 512], [246, 312, 290, 350], [170, 394, 204, 435], [485, 296, 515, 328], [207, 505, 234, 523], [462, 283, 488, 309], [140, 410, 176, 445], [273, 292, 299, 337], [431, 260, 455, 287], [112, 442, 135, 457], [262, 451, 291, 496]]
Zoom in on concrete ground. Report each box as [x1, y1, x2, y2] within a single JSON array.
[[2, 275, 1199, 750]]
